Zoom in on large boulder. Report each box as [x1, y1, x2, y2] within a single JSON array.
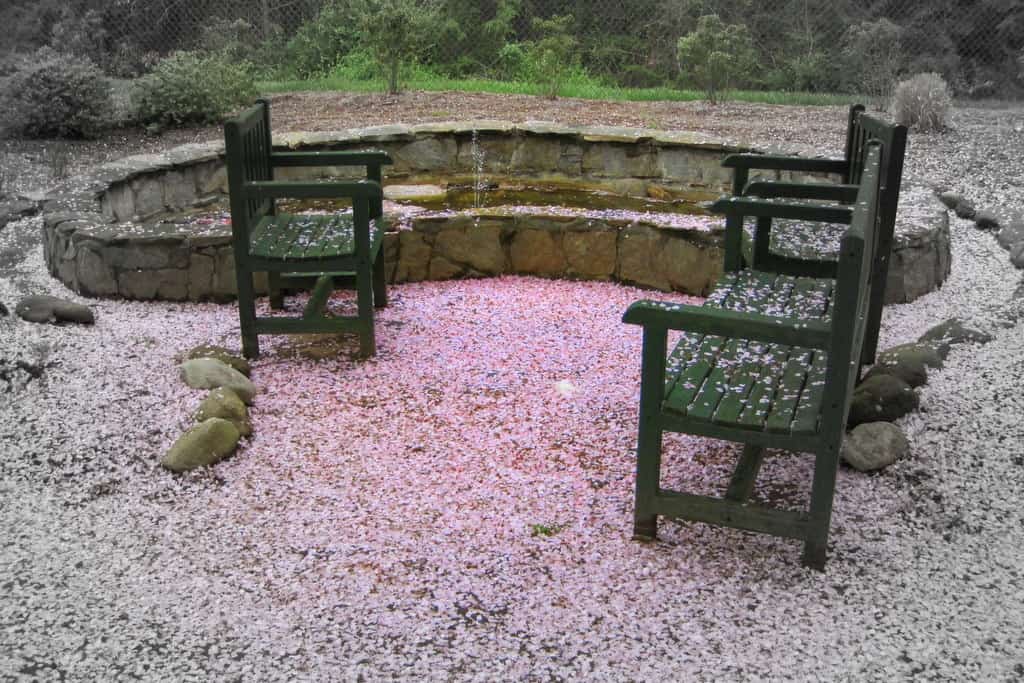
[[973, 211, 1001, 231], [848, 374, 919, 426], [15, 295, 95, 325], [180, 358, 257, 404], [841, 422, 910, 472], [160, 418, 241, 472], [195, 387, 252, 437]]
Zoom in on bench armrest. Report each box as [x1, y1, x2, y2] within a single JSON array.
[[722, 153, 848, 175], [270, 151, 393, 168], [622, 300, 831, 349], [744, 181, 859, 203], [244, 179, 383, 200], [711, 196, 853, 224]]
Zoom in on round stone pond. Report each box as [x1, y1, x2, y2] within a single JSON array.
[[39, 121, 950, 303]]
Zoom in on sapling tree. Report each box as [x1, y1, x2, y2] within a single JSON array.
[[676, 14, 755, 104], [358, 0, 438, 94]]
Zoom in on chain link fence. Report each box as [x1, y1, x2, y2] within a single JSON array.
[[3, 0, 1023, 99]]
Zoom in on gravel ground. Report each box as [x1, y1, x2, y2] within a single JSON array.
[[1, 97, 1024, 681]]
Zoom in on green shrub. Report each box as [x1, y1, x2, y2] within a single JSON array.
[[358, 0, 440, 94], [525, 14, 579, 99], [494, 42, 529, 81], [890, 72, 952, 132], [1, 47, 112, 138], [840, 19, 904, 105], [132, 51, 257, 127], [677, 15, 756, 104], [618, 65, 665, 89], [284, 1, 364, 79]]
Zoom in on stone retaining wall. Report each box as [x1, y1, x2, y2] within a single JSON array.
[[39, 121, 950, 304]]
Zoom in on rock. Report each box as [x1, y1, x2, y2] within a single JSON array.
[[996, 215, 1024, 251], [0, 196, 39, 229], [974, 211, 1001, 231], [0, 301, 7, 317], [841, 422, 910, 472], [953, 199, 976, 220], [160, 418, 241, 472], [509, 230, 566, 275], [186, 344, 252, 377], [1011, 243, 1024, 270], [195, 387, 252, 436], [937, 191, 961, 210], [863, 359, 927, 388], [876, 343, 943, 370], [919, 318, 993, 357], [848, 374, 919, 426], [14, 295, 95, 325], [180, 358, 257, 404]]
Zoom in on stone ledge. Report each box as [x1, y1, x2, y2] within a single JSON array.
[[39, 125, 951, 305]]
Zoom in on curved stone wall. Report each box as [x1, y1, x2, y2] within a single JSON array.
[[40, 121, 949, 304]]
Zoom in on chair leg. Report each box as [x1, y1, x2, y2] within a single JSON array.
[[355, 262, 376, 357], [372, 248, 388, 309], [236, 267, 260, 359], [268, 271, 285, 310], [802, 447, 840, 571]]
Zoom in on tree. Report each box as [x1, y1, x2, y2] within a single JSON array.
[[677, 14, 755, 103], [358, 0, 439, 94]]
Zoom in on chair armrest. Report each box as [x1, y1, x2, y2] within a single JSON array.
[[722, 153, 848, 175], [271, 151, 393, 168], [744, 181, 859, 203], [711, 196, 853, 224], [244, 180, 382, 200], [622, 300, 831, 349]]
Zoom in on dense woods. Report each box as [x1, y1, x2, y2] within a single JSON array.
[[1, 0, 1022, 96]]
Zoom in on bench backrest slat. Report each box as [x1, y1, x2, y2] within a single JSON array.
[[821, 141, 883, 433]]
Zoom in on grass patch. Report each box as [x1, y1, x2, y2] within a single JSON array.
[[259, 74, 853, 107]]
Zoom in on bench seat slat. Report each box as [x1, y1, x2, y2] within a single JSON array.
[[249, 214, 391, 261], [764, 350, 813, 434], [791, 351, 829, 435]]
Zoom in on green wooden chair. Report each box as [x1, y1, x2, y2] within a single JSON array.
[[623, 143, 884, 569], [720, 105, 907, 364], [223, 100, 393, 359]]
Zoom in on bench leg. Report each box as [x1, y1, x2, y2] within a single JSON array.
[[268, 271, 285, 310], [802, 447, 840, 571], [372, 248, 388, 309], [725, 444, 764, 502], [236, 267, 260, 359], [633, 326, 668, 542], [633, 420, 663, 541], [355, 263, 376, 357]]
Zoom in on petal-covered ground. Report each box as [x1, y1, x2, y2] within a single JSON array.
[[2, 105, 1024, 680]]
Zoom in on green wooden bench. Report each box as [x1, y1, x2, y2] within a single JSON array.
[[622, 142, 884, 570], [223, 100, 393, 359], [720, 104, 906, 364]]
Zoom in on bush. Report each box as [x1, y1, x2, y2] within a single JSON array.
[[840, 19, 904, 106], [890, 72, 952, 132], [1, 47, 112, 138], [525, 14, 579, 99], [132, 51, 256, 127], [677, 15, 756, 104], [284, 1, 364, 79], [358, 0, 440, 95]]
